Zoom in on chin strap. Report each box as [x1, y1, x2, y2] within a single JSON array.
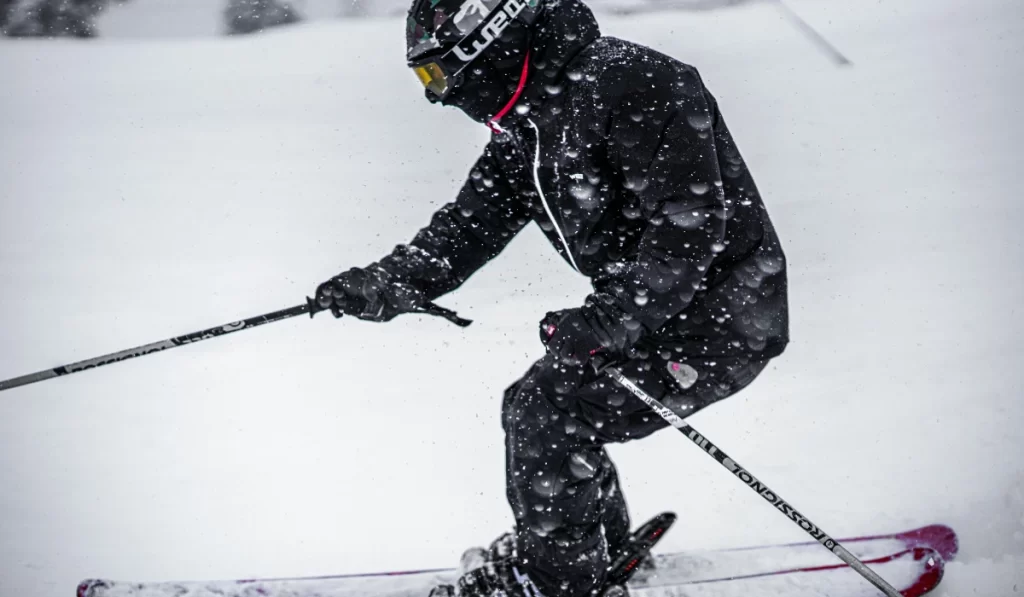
[[488, 51, 531, 134]]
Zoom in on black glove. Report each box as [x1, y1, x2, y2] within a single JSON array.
[[315, 265, 427, 322], [540, 300, 631, 366]]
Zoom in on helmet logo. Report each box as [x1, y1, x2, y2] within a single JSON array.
[[453, 0, 492, 28], [452, 0, 528, 63]]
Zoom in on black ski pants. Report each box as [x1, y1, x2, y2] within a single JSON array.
[[502, 353, 768, 597]]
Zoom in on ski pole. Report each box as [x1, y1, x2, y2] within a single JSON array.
[[604, 366, 902, 597], [775, 0, 852, 66], [0, 299, 470, 394]]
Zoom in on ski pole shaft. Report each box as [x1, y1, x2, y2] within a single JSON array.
[[775, 0, 852, 66], [0, 300, 317, 393], [604, 367, 902, 597], [0, 299, 472, 394]]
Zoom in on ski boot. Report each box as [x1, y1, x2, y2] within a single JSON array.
[[428, 556, 542, 597], [456, 530, 516, 579], [428, 512, 675, 597], [430, 532, 531, 597]]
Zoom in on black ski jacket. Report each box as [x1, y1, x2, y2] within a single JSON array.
[[377, 0, 788, 360]]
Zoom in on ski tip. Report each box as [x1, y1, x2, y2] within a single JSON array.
[[929, 524, 959, 562], [76, 579, 109, 597], [651, 511, 677, 531], [636, 512, 677, 544], [904, 524, 959, 562]]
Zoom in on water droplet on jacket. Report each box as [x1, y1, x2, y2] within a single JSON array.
[[515, 104, 530, 115], [604, 261, 626, 275], [634, 294, 649, 306], [531, 472, 565, 498], [544, 84, 563, 96], [689, 182, 709, 196], [567, 70, 583, 81], [756, 255, 784, 274], [666, 210, 709, 230], [623, 176, 649, 192], [568, 452, 599, 480], [536, 515, 562, 534], [570, 182, 596, 202], [711, 242, 726, 253], [747, 336, 767, 351], [687, 110, 711, 131]]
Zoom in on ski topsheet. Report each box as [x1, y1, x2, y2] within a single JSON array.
[[78, 524, 957, 597]]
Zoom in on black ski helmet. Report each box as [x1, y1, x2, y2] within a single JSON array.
[[406, 0, 543, 102]]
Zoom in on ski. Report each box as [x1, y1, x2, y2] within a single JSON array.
[[77, 524, 956, 597]]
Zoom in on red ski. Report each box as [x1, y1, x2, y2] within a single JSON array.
[[78, 523, 957, 597]]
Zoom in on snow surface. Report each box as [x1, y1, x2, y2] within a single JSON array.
[[1, 0, 1023, 596]]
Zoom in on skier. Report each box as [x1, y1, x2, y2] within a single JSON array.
[[314, 0, 789, 594]]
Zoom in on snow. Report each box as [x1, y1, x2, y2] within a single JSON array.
[[1, 0, 1023, 596]]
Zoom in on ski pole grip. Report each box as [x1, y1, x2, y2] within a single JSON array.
[[307, 296, 472, 327], [306, 295, 327, 318]]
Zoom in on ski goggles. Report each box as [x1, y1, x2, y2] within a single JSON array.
[[411, 57, 457, 99], [408, 0, 534, 99]]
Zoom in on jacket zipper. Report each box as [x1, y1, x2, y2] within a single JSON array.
[[527, 118, 580, 273]]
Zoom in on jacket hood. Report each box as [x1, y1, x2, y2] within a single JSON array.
[[514, 0, 601, 121]]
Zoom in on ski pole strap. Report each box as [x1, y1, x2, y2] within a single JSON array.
[[418, 302, 473, 327], [306, 296, 472, 328]]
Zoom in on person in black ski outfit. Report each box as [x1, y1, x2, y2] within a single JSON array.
[[314, 0, 788, 595]]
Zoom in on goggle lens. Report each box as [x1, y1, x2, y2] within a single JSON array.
[[412, 62, 449, 97]]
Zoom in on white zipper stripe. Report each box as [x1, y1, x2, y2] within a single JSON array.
[[527, 118, 580, 273]]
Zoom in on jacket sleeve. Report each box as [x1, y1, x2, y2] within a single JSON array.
[[588, 65, 728, 345], [372, 140, 532, 301]]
